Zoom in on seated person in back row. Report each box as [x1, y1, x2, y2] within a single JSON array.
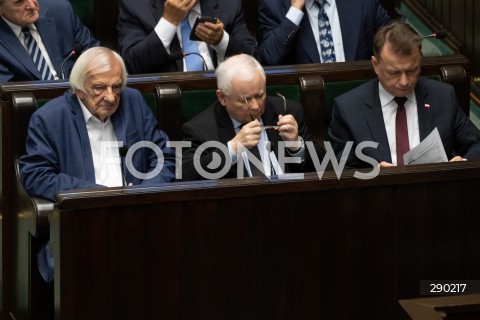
[[0, 0, 99, 83], [258, 0, 392, 66], [181, 53, 326, 181], [117, 0, 258, 73], [328, 22, 480, 168], [19, 46, 176, 283], [19, 46, 176, 202]]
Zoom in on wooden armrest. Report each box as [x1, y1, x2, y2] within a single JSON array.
[[15, 161, 53, 239], [32, 197, 54, 238]]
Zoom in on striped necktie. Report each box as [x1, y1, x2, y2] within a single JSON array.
[[22, 27, 54, 80], [315, 0, 336, 63]]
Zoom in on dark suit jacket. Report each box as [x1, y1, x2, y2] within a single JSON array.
[[258, 0, 392, 66], [0, 0, 99, 83], [328, 77, 480, 168], [117, 0, 258, 74], [181, 96, 325, 180], [19, 88, 176, 201]]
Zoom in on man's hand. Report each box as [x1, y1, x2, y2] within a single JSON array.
[[230, 120, 262, 154], [449, 156, 464, 162], [291, 0, 305, 10], [379, 161, 395, 167], [163, 0, 197, 26], [277, 114, 301, 152], [194, 19, 225, 46]]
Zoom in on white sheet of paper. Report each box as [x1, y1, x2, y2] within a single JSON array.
[[403, 127, 448, 165]]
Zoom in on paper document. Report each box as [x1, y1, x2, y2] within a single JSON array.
[[403, 127, 448, 165]]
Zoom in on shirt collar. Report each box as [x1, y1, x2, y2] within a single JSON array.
[[378, 82, 415, 108], [2, 17, 37, 37], [230, 117, 243, 130], [307, 0, 332, 10], [191, 3, 201, 17]]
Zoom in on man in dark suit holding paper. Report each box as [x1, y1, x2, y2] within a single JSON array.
[[328, 22, 480, 168]]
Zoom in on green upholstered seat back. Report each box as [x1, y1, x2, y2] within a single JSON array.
[[180, 85, 300, 123]]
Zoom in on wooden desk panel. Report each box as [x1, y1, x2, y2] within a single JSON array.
[[53, 161, 480, 320]]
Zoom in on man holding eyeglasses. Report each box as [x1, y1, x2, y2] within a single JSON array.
[[181, 53, 325, 180], [19, 46, 176, 203]]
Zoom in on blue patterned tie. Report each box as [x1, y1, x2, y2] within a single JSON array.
[[180, 17, 204, 71], [22, 27, 54, 80], [316, 0, 336, 63]]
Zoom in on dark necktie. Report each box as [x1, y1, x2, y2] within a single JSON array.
[[315, 0, 336, 63], [248, 145, 265, 177], [22, 27, 54, 80], [394, 97, 409, 166]]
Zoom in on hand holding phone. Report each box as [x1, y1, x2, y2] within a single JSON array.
[[189, 16, 218, 41]]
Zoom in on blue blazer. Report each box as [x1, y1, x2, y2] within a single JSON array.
[[19, 87, 176, 201], [117, 0, 258, 74], [0, 0, 99, 83], [328, 77, 480, 168], [258, 0, 392, 66]]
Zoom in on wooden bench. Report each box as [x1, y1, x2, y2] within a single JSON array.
[[51, 161, 480, 320], [0, 67, 324, 320], [0, 54, 472, 320]]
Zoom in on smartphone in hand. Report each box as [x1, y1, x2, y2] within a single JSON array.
[[189, 16, 218, 41]]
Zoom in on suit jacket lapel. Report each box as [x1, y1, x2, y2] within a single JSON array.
[[35, 8, 62, 75], [336, 0, 361, 60], [199, 0, 219, 65], [415, 78, 434, 141], [363, 80, 392, 162], [0, 18, 41, 78], [298, 9, 321, 63], [111, 106, 130, 182], [68, 93, 97, 182], [213, 102, 236, 144], [200, 0, 219, 18]]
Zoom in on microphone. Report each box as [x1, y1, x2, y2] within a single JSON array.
[[119, 145, 130, 186], [119, 146, 129, 158], [422, 31, 448, 40], [170, 50, 208, 71], [60, 44, 84, 79]]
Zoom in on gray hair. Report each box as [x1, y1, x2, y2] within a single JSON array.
[[69, 47, 128, 92], [215, 54, 265, 95]]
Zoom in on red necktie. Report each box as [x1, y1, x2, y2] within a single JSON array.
[[394, 97, 409, 166]]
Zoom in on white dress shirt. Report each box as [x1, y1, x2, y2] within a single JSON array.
[[79, 98, 124, 187]]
